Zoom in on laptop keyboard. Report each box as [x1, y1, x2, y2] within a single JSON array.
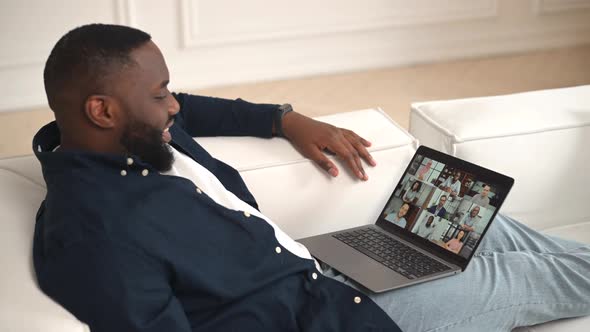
[[333, 228, 451, 280]]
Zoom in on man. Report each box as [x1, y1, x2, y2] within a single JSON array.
[[460, 206, 481, 232], [427, 194, 448, 218], [33, 24, 590, 332], [33, 24, 395, 332], [384, 203, 410, 228], [439, 170, 462, 197], [416, 215, 436, 240], [472, 184, 491, 207]]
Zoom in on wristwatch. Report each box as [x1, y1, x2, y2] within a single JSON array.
[[274, 103, 293, 137]]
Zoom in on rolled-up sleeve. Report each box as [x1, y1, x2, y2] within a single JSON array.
[[172, 92, 280, 138]]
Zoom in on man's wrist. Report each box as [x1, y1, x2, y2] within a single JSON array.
[[274, 103, 293, 137]]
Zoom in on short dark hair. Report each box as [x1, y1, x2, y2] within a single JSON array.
[[43, 24, 151, 113]]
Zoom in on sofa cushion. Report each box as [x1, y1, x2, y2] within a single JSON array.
[[0, 169, 89, 332], [543, 221, 590, 245], [410, 85, 590, 237], [514, 315, 590, 332], [197, 109, 418, 239]]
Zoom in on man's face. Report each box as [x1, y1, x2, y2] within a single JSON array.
[[116, 41, 180, 172], [438, 196, 447, 207], [481, 185, 490, 197], [426, 217, 434, 227], [470, 206, 480, 217], [453, 171, 460, 181]]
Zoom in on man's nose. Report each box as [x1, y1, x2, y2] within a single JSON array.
[[168, 96, 180, 117]]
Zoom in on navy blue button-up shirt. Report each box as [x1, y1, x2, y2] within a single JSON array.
[[32, 93, 401, 332]]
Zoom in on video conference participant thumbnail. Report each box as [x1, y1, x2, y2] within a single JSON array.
[[384, 202, 410, 228], [438, 170, 462, 197], [427, 194, 448, 218]]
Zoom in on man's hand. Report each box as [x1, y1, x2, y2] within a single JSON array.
[[461, 224, 474, 232], [281, 112, 376, 180]]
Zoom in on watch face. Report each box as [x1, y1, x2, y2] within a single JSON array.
[[279, 104, 293, 112]]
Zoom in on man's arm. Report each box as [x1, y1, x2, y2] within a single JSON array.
[[451, 181, 462, 196], [173, 92, 278, 138], [459, 217, 475, 232], [280, 111, 376, 180], [462, 220, 475, 232], [36, 239, 191, 332], [172, 93, 376, 180]]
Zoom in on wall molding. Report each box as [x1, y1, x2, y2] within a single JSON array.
[[533, 0, 590, 14], [169, 24, 590, 96], [4, 19, 590, 113], [3, 0, 590, 113], [180, 0, 498, 49], [0, 0, 134, 70], [115, 0, 136, 26]]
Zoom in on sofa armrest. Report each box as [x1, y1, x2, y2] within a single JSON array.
[[409, 85, 590, 239], [0, 170, 90, 332]]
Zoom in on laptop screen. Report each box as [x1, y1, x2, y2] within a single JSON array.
[[380, 148, 512, 261]]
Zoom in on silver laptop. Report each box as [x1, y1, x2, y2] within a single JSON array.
[[298, 145, 514, 293]]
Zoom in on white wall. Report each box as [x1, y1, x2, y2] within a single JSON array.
[[1, 0, 590, 112]]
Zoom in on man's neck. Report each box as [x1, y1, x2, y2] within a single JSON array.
[[60, 135, 125, 155]]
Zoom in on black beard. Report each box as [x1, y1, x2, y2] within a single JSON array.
[[120, 118, 174, 172]]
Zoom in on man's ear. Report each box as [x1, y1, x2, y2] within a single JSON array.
[[83, 95, 119, 129]]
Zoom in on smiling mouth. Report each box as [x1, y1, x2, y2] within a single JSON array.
[[162, 121, 173, 143], [164, 119, 174, 131]]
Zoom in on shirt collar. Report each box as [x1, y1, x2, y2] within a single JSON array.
[[33, 121, 157, 177]]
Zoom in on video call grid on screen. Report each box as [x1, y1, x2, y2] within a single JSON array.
[[381, 153, 506, 259]]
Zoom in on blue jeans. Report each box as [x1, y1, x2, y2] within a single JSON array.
[[325, 214, 590, 331]]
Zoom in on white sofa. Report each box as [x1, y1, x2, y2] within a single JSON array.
[[410, 85, 590, 332], [1, 86, 588, 331]]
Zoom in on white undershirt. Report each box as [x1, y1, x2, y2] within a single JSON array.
[[162, 145, 321, 272]]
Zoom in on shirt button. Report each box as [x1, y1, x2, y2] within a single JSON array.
[[354, 296, 362, 304], [312, 272, 318, 280], [196, 187, 202, 194], [126, 157, 134, 165], [243, 211, 251, 218], [275, 246, 282, 254], [141, 169, 149, 176], [120, 170, 127, 176]]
